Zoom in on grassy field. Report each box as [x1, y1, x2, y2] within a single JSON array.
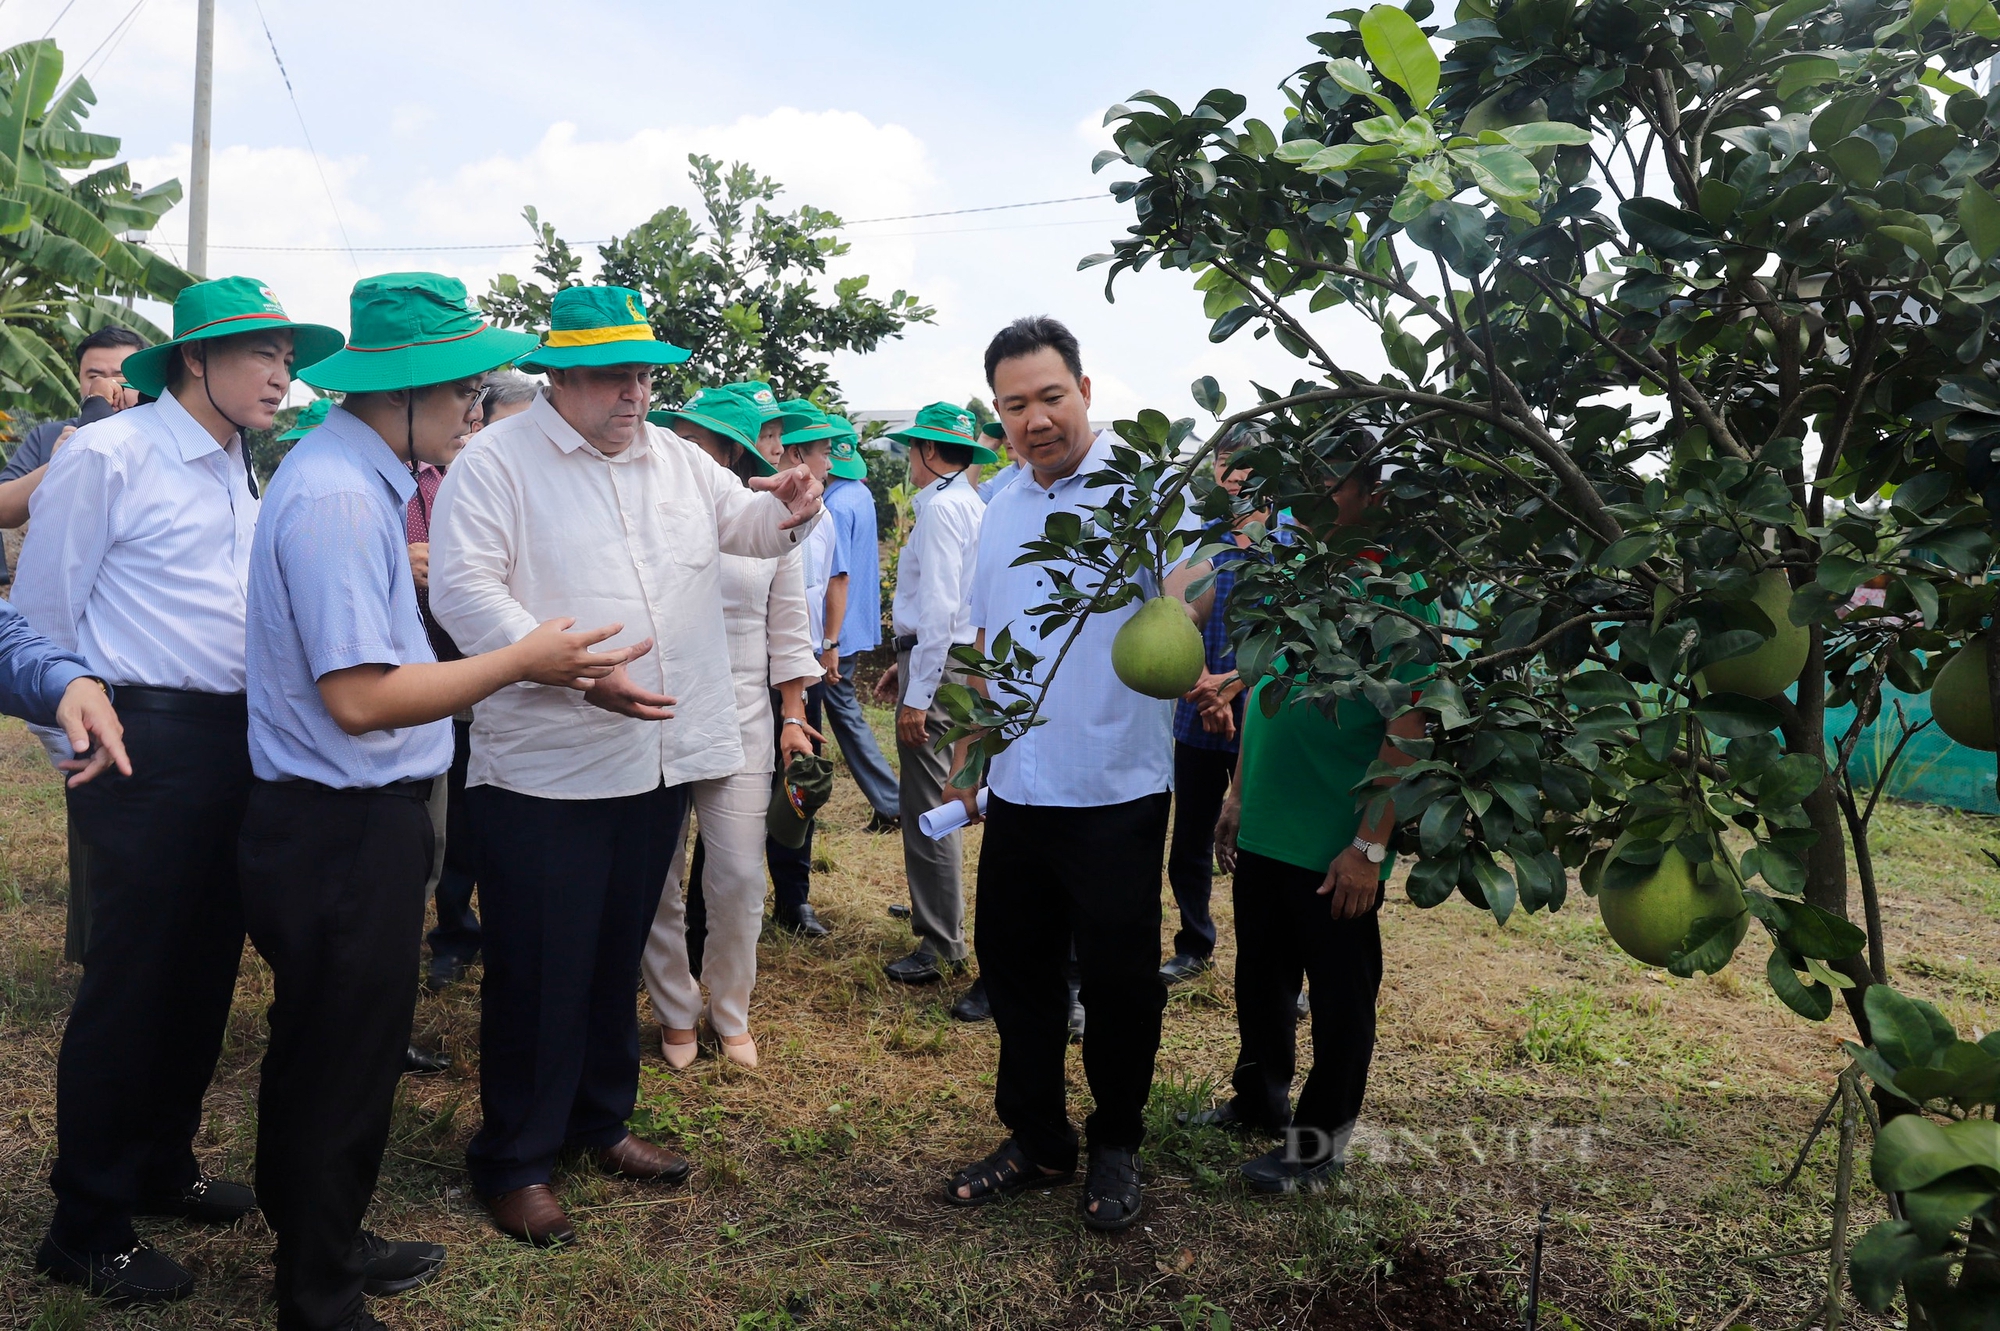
[[3, 705, 1998, 1330]]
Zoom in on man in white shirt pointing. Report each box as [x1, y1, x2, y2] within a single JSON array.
[[881, 402, 990, 989], [429, 286, 823, 1249]]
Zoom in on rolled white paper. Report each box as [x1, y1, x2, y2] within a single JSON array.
[[919, 787, 989, 839]]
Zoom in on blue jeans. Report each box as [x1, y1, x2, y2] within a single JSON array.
[[822, 653, 899, 818]]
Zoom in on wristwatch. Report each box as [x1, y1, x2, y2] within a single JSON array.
[[1351, 836, 1387, 864]]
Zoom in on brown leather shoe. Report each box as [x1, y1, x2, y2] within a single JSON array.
[[482, 1184, 575, 1248], [594, 1133, 692, 1184]]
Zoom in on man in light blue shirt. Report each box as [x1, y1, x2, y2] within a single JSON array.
[[240, 273, 647, 1331], [941, 317, 1205, 1236], [818, 423, 901, 827]]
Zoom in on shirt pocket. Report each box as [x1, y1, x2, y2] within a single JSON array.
[[655, 498, 718, 573]]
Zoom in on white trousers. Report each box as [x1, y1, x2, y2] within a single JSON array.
[[642, 769, 770, 1037]]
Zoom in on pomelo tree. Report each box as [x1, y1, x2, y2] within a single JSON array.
[[937, 0, 2000, 1315]]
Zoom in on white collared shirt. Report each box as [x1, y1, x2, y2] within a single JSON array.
[[891, 469, 983, 710], [969, 430, 1196, 808], [715, 540, 817, 776], [802, 517, 838, 651], [14, 390, 259, 693], [428, 391, 816, 799]]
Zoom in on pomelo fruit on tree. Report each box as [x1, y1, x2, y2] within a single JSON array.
[[1596, 845, 1748, 968], [1695, 569, 1808, 699], [1931, 640, 1996, 751], [1111, 596, 1205, 700]]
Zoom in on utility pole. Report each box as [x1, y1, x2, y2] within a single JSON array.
[[186, 0, 215, 277]]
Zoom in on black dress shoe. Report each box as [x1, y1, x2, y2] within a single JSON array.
[[865, 811, 901, 834], [36, 1234, 195, 1303], [885, 942, 965, 985], [1158, 952, 1213, 985], [1177, 1099, 1285, 1137], [1066, 990, 1086, 1043], [1296, 989, 1310, 1021], [774, 903, 832, 939], [1240, 1144, 1345, 1194], [887, 903, 912, 920], [949, 977, 991, 1023], [403, 1045, 451, 1076], [425, 953, 471, 992], [358, 1229, 446, 1296], [135, 1173, 257, 1224]]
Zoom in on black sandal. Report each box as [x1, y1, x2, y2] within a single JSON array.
[[943, 1137, 1074, 1207], [1081, 1145, 1144, 1232]]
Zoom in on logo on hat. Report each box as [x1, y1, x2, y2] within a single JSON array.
[[625, 294, 645, 321], [754, 388, 775, 405]]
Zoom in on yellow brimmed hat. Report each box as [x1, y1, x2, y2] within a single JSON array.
[[516, 285, 691, 372]]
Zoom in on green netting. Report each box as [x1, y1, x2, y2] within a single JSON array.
[[1828, 687, 2000, 815]]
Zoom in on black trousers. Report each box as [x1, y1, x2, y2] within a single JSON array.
[[689, 682, 823, 974], [1165, 742, 1234, 959], [239, 779, 435, 1331], [426, 719, 480, 964], [1227, 848, 1384, 1138], [51, 693, 251, 1251], [976, 791, 1171, 1168], [465, 782, 688, 1196]]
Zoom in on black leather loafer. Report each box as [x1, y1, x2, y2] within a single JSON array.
[[36, 1235, 195, 1303]]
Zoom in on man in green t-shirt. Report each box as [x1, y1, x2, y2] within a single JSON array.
[[1198, 456, 1434, 1193]]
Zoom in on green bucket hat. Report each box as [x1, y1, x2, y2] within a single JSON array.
[[276, 397, 331, 441], [298, 273, 539, 394], [827, 417, 867, 481], [652, 387, 776, 476], [778, 399, 838, 447], [718, 381, 817, 433], [982, 420, 1006, 440], [767, 752, 835, 849], [121, 276, 345, 399], [891, 401, 1000, 465], [515, 285, 691, 372]]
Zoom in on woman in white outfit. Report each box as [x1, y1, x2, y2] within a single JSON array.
[[641, 387, 820, 1069]]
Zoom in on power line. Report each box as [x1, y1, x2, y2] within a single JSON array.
[[253, 1, 361, 274], [50, 0, 147, 104], [844, 194, 1103, 225], [192, 192, 1114, 254], [40, 0, 75, 38]]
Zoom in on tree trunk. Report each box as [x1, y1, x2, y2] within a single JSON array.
[[1788, 628, 1874, 1041]]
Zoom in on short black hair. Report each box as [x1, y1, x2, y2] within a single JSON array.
[[76, 325, 145, 366], [983, 316, 1083, 389], [930, 440, 975, 467]]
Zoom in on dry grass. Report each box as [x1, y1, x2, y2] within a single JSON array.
[[1, 706, 1995, 1330]]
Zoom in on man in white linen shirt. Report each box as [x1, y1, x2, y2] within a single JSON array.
[[880, 402, 991, 989], [940, 317, 1205, 1235], [17, 277, 345, 1304], [427, 286, 823, 1248]]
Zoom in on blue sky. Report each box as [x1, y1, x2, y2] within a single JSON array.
[[8, 0, 1384, 415]]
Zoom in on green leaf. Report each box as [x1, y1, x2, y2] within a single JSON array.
[[1562, 670, 1638, 707], [1597, 532, 1657, 568], [1961, 181, 2000, 261], [1869, 1115, 2000, 1192], [1867, 984, 1958, 1070], [1490, 121, 1594, 150], [1847, 1221, 1924, 1312], [1619, 197, 1713, 259], [1450, 144, 1540, 200], [1667, 912, 1747, 977], [1767, 947, 1833, 1020], [1359, 5, 1440, 109], [1827, 137, 1882, 188], [1902, 1171, 1998, 1252], [1694, 692, 1783, 739], [1756, 752, 1825, 808]]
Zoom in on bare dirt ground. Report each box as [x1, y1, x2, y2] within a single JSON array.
[[2, 708, 1996, 1330]]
